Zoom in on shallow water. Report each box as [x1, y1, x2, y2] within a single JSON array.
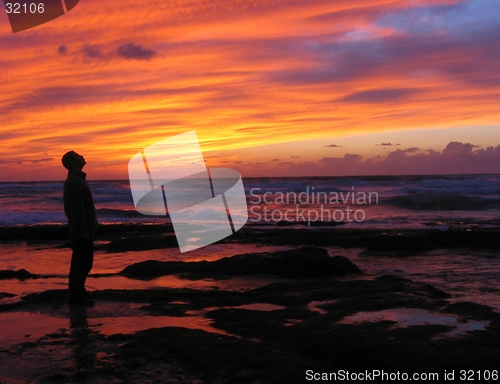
[[0, 301, 232, 348], [0, 242, 292, 304], [2, 242, 500, 312], [0, 299, 289, 350], [93, 314, 228, 337], [0, 312, 68, 347], [0, 242, 293, 274], [336, 308, 490, 337], [307, 300, 339, 315], [335, 247, 500, 310]]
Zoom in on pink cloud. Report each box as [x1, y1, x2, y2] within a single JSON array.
[[241, 142, 500, 177]]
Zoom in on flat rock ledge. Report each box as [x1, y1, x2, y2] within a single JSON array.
[[120, 246, 361, 279]]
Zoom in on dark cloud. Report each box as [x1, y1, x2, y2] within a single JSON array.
[[371, 142, 496, 174], [117, 43, 157, 60], [265, 12, 500, 93], [325, 144, 345, 148], [403, 147, 420, 153], [15, 157, 54, 165], [291, 156, 300, 158], [82, 44, 105, 59], [443, 141, 479, 155], [339, 88, 417, 103], [247, 162, 266, 167], [1, 85, 115, 114], [58, 45, 68, 55], [318, 153, 363, 171], [271, 158, 281, 161], [80, 43, 157, 61], [321, 153, 362, 162], [0, 84, 221, 115], [260, 142, 500, 176], [375, 142, 400, 146]]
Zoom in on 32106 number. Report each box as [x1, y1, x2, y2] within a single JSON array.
[[5, 3, 45, 14]]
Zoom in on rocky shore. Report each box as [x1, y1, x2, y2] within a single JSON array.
[[0, 225, 499, 382], [3, 223, 500, 252]]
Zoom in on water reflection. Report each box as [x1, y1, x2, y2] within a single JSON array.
[[337, 308, 489, 337], [69, 305, 97, 373]]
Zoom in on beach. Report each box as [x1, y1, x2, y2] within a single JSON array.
[[1, 176, 500, 382], [2, 0, 500, 379]]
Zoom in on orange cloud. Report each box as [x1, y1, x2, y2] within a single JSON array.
[[0, 0, 499, 180]]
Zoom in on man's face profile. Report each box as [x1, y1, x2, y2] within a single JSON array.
[[72, 152, 86, 168], [62, 151, 86, 171]]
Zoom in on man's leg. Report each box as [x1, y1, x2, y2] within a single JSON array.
[[81, 236, 94, 297], [69, 236, 94, 303]]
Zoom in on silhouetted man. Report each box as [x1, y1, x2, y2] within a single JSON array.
[[62, 151, 98, 305]]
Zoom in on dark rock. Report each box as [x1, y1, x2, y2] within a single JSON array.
[[21, 289, 68, 304], [105, 233, 178, 252], [374, 275, 451, 298], [445, 302, 496, 320], [0, 269, 40, 280], [120, 247, 361, 279], [0, 292, 16, 299], [386, 193, 497, 211], [118, 327, 334, 384], [329, 255, 362, 274], [423, 285, 451, 298], [436, 229, 500, 249], [375, 275, 412, 282], [3, 224, 500, 251], [0, 223, 173, 241], [0, 225, 69, 240]]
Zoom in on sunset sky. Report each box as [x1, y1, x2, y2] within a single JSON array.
[[1, 0, 500, 181]]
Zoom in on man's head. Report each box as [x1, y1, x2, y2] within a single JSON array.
[[62, 151, 86, 171]]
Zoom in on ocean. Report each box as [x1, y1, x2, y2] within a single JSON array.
[[1, 174, 500, 309], [1, 174, 500, 228]]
